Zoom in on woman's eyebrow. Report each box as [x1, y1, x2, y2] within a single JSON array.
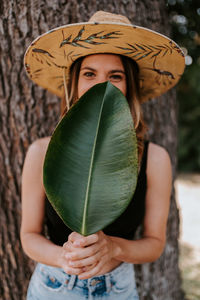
[[109, 69, 125, 74], [80, 66, 96, 71], [80, 67, 125, 74]]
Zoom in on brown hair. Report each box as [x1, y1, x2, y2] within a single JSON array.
[[61, 54, 146, 164]]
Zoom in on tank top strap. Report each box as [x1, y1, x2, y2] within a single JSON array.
[[139, 140, 149, 175]]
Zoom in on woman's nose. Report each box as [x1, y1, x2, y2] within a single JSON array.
[[95, 74, 107, 84]]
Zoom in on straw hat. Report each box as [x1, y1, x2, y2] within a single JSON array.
[[24, 11, 185, 102]]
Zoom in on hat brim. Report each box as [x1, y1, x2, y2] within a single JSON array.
[[24, 22, 185, 101]]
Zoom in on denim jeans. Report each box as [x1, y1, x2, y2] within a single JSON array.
[[27, 262, 139, 299]]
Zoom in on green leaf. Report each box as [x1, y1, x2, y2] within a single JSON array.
[[43, 81, 138, 236]]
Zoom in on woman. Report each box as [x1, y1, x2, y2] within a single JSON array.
[[21, 11, 185, 300]]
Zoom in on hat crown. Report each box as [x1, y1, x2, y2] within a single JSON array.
[[89, 11, 131, 25], [24, 11, 185, 101]]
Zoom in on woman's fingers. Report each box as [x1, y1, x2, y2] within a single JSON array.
[[65, 239, 106, 261], [61, 232, 105, 276], [61, 231, 115, 279], [68, 232, 83, 243], [62, 264, 83, 276], [61, 232, 117, 280], [78, 257, 106, 279], [67, 247, 105, 268], [59, 242, 83, 276], [68, 232, 99, 247]]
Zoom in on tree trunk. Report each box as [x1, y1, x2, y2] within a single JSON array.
[[0, 0, 185, 299]]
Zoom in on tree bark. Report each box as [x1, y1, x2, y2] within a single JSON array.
[[0, 0, 185, 299]]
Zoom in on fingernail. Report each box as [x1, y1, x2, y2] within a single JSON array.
[[74, 241, 81, 246]]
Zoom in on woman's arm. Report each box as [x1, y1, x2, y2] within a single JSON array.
[[21, 138, 61, 265], [63, 143, 172, 279], [20, 138, 83, 275], [111, 142, 172, 263]]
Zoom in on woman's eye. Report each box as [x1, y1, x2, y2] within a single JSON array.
[[84, 72, 95, 78], [110, 74, 123, 81]]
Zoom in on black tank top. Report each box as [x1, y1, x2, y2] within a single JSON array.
[[45, 141, 148, 245]]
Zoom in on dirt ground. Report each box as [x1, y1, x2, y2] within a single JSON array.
[[175, 174, 200, 300]]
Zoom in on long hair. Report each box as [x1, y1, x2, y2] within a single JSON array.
[[61, 55, 146, 164]]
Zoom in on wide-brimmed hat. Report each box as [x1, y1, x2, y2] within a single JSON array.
[[24, 11, 185, 102]]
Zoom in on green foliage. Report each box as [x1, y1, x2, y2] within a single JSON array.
[[167, 0, 200, 171], [43, 82, 138, 236]]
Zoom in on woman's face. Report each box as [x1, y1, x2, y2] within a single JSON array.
[[77, 54, 127, 98]]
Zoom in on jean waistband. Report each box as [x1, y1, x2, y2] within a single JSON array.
[[37, 262, 135, 293]]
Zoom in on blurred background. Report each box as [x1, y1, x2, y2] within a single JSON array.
[[167, 0, 200, 172], [167, 1, 200, 298]]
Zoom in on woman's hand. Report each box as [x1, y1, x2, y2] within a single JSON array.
[[60, 232, 97, 276], [62, 231, 117, 279], [59, 237, 83, 276]]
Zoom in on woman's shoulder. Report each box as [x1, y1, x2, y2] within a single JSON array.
[[25, 136, 51, 162], [146, 142, 172, 181], [147, 142, 171, 164], [22, 137, 51, 183], [29, 136, 51, 149]]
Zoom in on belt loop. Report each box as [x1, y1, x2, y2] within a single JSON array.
[[105, 274, 111, 293], [67, 275, 76, 290]]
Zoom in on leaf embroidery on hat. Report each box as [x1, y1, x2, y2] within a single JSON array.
[[60, 26, 122, 49], [147, 68, 175, 85], [32, 48, 65, 68], [116, 42, 177, 61], [117, 41, 178, 87], [31, 48, 81, 70], [32, 48, 55, 58], [169, 40, 185, 57], [142, 57, 175, 86]]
